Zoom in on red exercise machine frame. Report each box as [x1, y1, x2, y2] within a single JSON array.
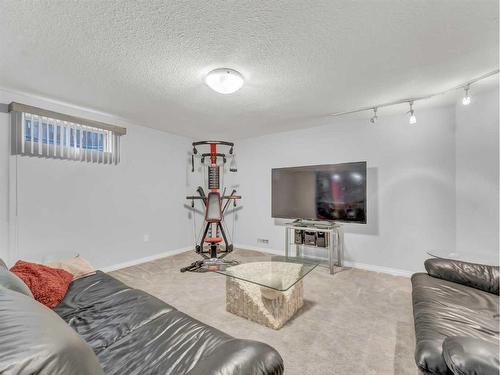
[[183, 141, 240, 271]]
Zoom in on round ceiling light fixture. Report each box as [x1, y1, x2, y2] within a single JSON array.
[[205, 68, 244, 94]]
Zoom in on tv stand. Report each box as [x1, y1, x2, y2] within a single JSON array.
[[284, 221, 344, 274]]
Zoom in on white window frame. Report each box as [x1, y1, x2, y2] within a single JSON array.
[[9, 102, 125, 165]]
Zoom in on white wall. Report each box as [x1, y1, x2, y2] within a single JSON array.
[[231, 105, 458, 274], [455, 88, 499, 264], [0, 90, 193, 269], [1, 88, 497, 275]]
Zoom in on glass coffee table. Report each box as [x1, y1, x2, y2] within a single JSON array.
[[210, 256, 319, 329]]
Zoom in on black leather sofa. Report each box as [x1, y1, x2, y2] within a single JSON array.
[[411, 257, 500, 375], [0, 264, 284, 375]]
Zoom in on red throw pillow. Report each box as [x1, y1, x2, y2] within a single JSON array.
[[10, 260, 73, 308]]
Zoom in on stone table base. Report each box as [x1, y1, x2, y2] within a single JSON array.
[[226, 273, 304, 330]]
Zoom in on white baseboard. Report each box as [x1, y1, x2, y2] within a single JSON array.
[[342, 261, 413, 277], [235, 243, 413, 277], [100, 244, 414, 278], [101, 246, 193, 273], [234, 243, 284, 256]]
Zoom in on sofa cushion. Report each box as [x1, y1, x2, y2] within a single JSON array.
[[443, 336, 500, 375], [0, 288, 104, 375], [55, 270, 133, 313], [425, 258, 500, 295], [55, 271, 175, 353], [56, 271, 284, 375], [97, 309, 233, 374], [97, 309, 283, 375], [0, 258, 33, 298], [411, 273, 499, 375], [186, 338, 285, 375]]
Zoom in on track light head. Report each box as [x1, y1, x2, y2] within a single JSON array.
[[369, 108, 378, 124], [462, 85, 471, 105], [229, 155, 238, 172], [408, 101, 417, 124]]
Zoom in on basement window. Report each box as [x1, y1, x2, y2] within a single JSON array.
[[9, 102, 126, 164]]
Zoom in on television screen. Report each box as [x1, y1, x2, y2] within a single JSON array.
[[271, 162, 367, 223]]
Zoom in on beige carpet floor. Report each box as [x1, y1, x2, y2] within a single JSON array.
[[110, 249, 417, 375]]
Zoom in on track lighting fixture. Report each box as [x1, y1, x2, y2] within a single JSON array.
[[408, 101, 417, 124], [326, 69, 498, 126], [462, 85, 471, 105], [369, 108, 378, 124]]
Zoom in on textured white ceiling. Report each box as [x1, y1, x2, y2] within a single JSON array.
[[0, 1, 498, 139]]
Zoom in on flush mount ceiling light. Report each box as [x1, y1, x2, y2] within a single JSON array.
[[205, 68, 244, 94]]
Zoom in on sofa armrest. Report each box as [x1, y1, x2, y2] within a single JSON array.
[[186, 339, 284, 375], [424, 258, 499, 295], [443, 337, 500, 375], [0, 288, 105, 375]]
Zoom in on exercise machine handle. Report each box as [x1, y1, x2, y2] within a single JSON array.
[[192, 141, 234, 147], [186, 196, 205, 200]]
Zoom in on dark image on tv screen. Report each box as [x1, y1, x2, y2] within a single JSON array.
[[271, 162, 367, 223]]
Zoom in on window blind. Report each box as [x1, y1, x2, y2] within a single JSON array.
[[9, 102, 126, 164]]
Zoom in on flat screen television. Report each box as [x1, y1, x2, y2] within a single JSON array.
[[271, 162, 367, 223]]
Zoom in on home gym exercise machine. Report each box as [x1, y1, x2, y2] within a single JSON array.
[[180, 141, 241, 272]]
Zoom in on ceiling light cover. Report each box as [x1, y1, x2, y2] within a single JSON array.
[[205, 68, 244, 94]]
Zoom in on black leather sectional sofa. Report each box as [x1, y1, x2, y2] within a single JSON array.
[[411, 257, 500, 375], [0, 265, 284, 375]]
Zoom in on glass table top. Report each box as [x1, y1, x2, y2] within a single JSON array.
[[207, 255, 319, 291]]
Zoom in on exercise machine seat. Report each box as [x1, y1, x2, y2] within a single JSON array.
[[205, 237, 223, 243]]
